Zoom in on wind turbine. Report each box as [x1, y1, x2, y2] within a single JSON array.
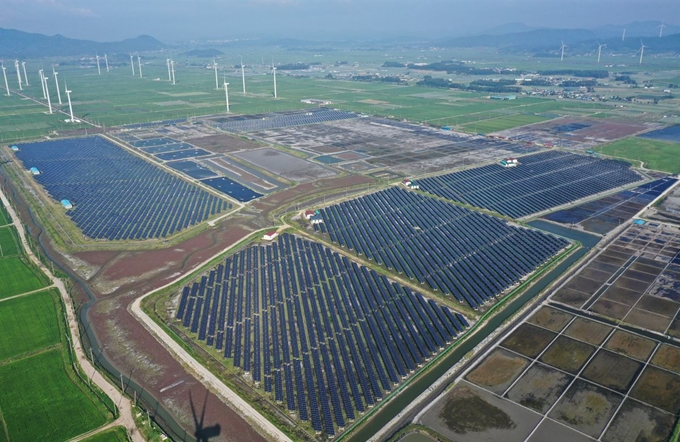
[[597, 43, 607, 63], [137, 54, 143, 78], [21, 61, 28, 86], [213, 59, 219, 90], [42, 73, 52, 113], [559, 40, 567, 62], [2, 64, 10, 96], [96, 54, 101, 75], [104, 54, 109, 72], [223, 81, 230, 112], [65, 82, 75, 122], [52, 66, 62, 105], [166, 58, 172, 81], [39, 69, 46, 98], [271, 60, 277, 98], [130, 54, 135, 76], [658, 22, 666, 38], [14, 60, 22, 91], [240, 56, 246, 94], [622, 28, 626, 41], [637, 41, 646, 64], [171, 59, 176, 85]]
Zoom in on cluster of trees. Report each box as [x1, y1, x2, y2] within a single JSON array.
[[383, 61, 406, 68], [351, 75, 406, 85], [407, 61, 512, 76], [614, 75, 637, 85], [559, 79, 598, 88], [538, 69, 609, 78], [277, 62, 310, 70], [416, 76, 520, 93]]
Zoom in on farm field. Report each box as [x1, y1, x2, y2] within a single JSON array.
[[0, 289, 60, 361], [0, 225, 20, 257], [0, 205, 9, 225], [596, 137, 680, 174], [0, 349, 109, 442], [0, 257, 47, 300], [81, 426, 130, 442], [459, 113, 550, 134]]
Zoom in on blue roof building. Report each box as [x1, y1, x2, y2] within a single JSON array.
[[29, 167, 40, 175], [60, 199, 73, 209]]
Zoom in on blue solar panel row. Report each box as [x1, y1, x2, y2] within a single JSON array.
[[210, 109, 358, 133], [175, 233, 468, 435], [14, 136, 230, 240], [418, 150, 644, 219], [314, 187, 570, 310], [121, 118, 187, 129]]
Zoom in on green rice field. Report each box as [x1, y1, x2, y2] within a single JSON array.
[[81, 426, 130, 442], [0, 348, 108, 442], [0, 226, 21, 258], [0, 205, 9, 226], [596, 137, 680, 174], [0, 257, 47, 300], [0, 289, 61, 361]]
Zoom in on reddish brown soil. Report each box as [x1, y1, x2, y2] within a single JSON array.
[[74, 250, 120, 266]]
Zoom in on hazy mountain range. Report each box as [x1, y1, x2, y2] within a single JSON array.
[[0, 21, 678, 58]]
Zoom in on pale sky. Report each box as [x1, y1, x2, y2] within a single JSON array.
[[2, 0, 679, 42]]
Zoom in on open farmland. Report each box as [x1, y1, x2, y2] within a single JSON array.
[[0, 257, 47, 299], [418, 150, 644, 219], [172, 233, 468, 436], [420, 304, 680, 441], [0, 225, 21, 257], [13, 136, 231, 241], [596, 136, 680, 174], [314, 186, 570, 310]]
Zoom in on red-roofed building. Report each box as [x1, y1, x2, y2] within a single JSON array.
[[263, 231, 278, 241]]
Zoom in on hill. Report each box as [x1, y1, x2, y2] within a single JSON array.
[[0, 28, 166, 57]]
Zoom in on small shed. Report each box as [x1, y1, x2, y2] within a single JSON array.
[[60, 199, 73, 209], [10, 145, 19, 152], [310, 215, 324, 225], [304, 210, 316, 220], [263, 231, 278, 241], [29, 167, 40, 175]]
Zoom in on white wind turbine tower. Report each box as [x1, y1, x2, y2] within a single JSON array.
[[559, 40, 567, 62], [2, 64, 10, 96], [14, 60, 22, 90], [171, 59, 176, 85], [130, 54, 135, 76], [622, 28, 626, 41], [223, 81, 230, 112], [272, 60, 277, 98], [96, 54, 101, 75], [213, 59, 219, 90], [658, 22, 666, 38], [137, 54, 143, 78], [240, 56, 246, 94], [597, 43, 606, 63], [637, 41, 646, 64], [52, 66, 62, 105], [21, 61, 29, 86], [65, 82, 75, 122], [104, 54, 109, 72], [166, 58, 171, 81], [39, 69, 46, 98], [42, 73, 52, 114]]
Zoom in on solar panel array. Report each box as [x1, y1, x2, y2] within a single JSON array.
[[121, 118, 187, 129], [314, 187, 570, 310], [175, 233, 468, 436], [15, 137, 230, 240], [210, 109, 357, 133], [418, 150, 643, 219]]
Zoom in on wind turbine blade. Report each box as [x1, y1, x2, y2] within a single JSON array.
[[189, 391, 200, 429], [200, 390, 208, 429]]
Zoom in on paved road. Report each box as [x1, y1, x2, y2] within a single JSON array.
[[0, 187, 144, 442]]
